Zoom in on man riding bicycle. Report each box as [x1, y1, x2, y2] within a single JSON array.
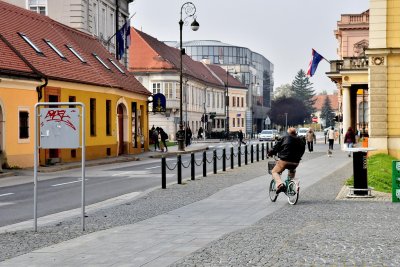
[[267, 127, 306, 194]]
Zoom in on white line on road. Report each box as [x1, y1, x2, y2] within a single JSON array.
[[145, 166, 160, 170], [51, 179, 86, 187], [0, 193, 14, 197]]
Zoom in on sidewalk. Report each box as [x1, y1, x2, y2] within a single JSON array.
[[2, 146, 393, 266]]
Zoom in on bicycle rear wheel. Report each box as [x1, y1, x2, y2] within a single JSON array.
[[287, 180, 299, 205], [269, 179, 278, 202]]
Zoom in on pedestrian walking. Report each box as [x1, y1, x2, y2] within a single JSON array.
[[327, 126, 335, 156], [344, 127, 356, 157], [186, 126, 192, 146], [197, 127, 204, 139], [159, 128, 168, 152], [152, 127, 159, 151], [305, 128, 316, 153], [238, 129, 246, 146]]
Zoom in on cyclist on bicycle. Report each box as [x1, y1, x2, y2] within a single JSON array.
[[267, 127, 306, 194]]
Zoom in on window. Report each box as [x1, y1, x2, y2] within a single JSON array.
[[93, 53, 110, 70], [175, 82, 180, 99], [232, 96, 236, 107], [19, 33, 42, 54], [152, 83, 161, 94], [90, 98, 96, 136], [232, 118, 235, 127], [67, 45, 86, 63], [69, 96, 76, 108], [106, 100, 111, 136], [241, 97, 244, 107], [93, 2, 98, 35], [237, 97, 240, 107], [237, 118, 240, 127], [45, 40, 66, 59], [99, 5, 106, 40], [242, 118, 244, 127], [109, 59, 125, 74], [19, 111, 29, 139], [164, 82, 173, 99], [28, 0, 47, 15]]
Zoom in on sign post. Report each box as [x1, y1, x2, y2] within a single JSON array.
[[34, 102, 86, 231]]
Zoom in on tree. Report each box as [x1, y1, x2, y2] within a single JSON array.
[[292, 69, 316, 120], [273, 83, 293, 100], [269, 96, 309, 127], [320, 96, 335, 128]]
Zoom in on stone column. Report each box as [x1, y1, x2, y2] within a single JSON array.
[[342, 86, 351, 143]]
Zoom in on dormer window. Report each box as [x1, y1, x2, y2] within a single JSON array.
[[66, 45, 86, 63], [109, 59, 125, 74], [45, 40, 66, 59], [93, 53, 110, 70], [18, 33, 43, 55]]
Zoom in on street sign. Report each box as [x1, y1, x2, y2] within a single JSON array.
[[312, 117, 318, 123]]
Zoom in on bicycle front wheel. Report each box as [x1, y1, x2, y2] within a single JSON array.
[[269, 179, 278, 202], [287, 181, 299, 205]]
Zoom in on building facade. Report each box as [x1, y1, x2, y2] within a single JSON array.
[[4, 0, 132, 58], [165, 40, 274, 136], [0, 1, 149, 167], [129, 29, 247, 141]]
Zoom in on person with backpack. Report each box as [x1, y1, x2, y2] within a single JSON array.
[[159, 128, 169, 152]]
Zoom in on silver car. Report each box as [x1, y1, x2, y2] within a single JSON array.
[[259, 130, 275, 141]]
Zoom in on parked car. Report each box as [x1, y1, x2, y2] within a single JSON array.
[[272, 129, 281, 140], [297, 128, 308, 137], [259, 130, 275, 141]]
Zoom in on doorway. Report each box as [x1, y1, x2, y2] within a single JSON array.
[[117, 104, 124, 155]]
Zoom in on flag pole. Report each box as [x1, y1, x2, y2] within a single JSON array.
[[106, 12, 136, 48]]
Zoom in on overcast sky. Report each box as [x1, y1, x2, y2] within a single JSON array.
[[130, 0, 369, 94]]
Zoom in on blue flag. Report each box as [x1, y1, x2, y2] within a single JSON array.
[[307, 49, 324, 77], [116, 19, 131, 60]]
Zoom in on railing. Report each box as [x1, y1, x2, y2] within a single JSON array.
[[329, 57, 368, 73]]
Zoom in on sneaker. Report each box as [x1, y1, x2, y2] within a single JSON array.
[[276, 183, 286, 194]]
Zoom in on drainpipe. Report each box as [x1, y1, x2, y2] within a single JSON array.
[[36, 78, 48, 101]]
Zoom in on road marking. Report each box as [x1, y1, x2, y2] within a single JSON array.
[[112, 170, 150, 177], [0, 193, 14, 197], [145, 166, 160, 170], [51, 179, 87, 187], [0, 202, 14, 207]]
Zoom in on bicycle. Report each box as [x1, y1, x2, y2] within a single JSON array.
[[267, 159, 300, 205]]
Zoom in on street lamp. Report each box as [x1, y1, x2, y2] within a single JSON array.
[[225, 68, 236, 139], [177, 2, 199, 151]]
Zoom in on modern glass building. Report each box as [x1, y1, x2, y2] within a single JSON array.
[[165, 40, 274, 135]]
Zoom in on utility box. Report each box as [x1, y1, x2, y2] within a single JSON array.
[[392, 161, 400, 202]]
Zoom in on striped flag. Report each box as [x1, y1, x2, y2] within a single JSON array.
[[307, 49, 324, 77]]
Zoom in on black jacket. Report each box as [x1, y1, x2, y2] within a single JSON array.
[[269, 135, 305, 163]]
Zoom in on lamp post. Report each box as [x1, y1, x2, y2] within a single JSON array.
[[177, 2, 199, 151], [225, 68, 236, 139]]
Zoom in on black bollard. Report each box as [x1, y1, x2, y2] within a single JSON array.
[[191, 153, 195, 180], [213, 150, 217, 174], [177, 154, 182, 184], [251, 145, 254, 163], [203, 151, 207, 177], [230, 147, 234, 169], [256, 144, 259, 162], [244, 145, 248, 165], [261, 143, 265, 160], [222, 148, 226, 171], [238, 146, 241, 167], [161, 157, 166, 189]]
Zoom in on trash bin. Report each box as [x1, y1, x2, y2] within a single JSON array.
[[353, 151, 368, 195], [392, 161, 400, 203]]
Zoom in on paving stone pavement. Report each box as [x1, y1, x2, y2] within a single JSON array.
[[1, 147, 399, 266]]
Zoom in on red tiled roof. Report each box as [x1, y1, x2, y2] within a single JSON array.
[[313, 94, 339, 111], [0, 1, 149, 96], [207, 64, 246, 89], [130, 28, 244, 89]]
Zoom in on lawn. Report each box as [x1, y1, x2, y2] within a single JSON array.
[[346, 153, 399, 193]]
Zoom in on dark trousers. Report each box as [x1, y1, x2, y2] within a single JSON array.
[[328, 139, 334, 150], [307, 141, 313, 152]]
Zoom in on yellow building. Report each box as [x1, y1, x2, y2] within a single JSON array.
[[0, 2, 150, 168], [367, 0, 400, 157]]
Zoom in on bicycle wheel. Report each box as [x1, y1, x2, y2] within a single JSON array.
[[269, 179, 278, 202], [287, 180, 299, 205]]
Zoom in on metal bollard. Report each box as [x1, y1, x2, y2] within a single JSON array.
[[262, 143, 265, 160], [238, 146, 241, 167], [267, 142, 270, 153], [244, 145, 248, 165], [222, 148, 226, 171], [230, 147, 234, 169], [191, 153, 195, 180], [177, 154, 182, 184], [161, 157, 166, 189], [257, 144, 259, 162], [213, 149, 217, 174], [251, 145, 254, 163], [203, 151, 207, 177]]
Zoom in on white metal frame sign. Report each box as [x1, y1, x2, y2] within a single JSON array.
[[40, 108, 80, 148], [34, 102, 86, 231]]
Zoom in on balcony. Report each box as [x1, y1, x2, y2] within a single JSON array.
[[328, 57, 368, 74]]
